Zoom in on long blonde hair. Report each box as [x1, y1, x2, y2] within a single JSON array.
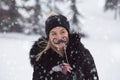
[[35, 39, 50, 61]]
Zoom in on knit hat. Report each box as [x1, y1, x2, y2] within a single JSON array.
[[45, 14, 70, 39]]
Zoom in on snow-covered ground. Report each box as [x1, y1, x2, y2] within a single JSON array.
[[0, 0, 120, 80], [0, 33, 39, 80]]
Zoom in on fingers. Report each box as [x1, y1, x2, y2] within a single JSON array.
[[62, 63, 72, 72]]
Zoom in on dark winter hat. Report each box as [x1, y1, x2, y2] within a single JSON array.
[[45, 14, 70, 38]]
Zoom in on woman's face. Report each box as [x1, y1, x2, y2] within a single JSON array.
[[49, 26, 69, 50]]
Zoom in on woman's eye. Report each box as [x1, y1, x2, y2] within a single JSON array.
[[52, 33, 56, 36], [61, 31, 65, 34]]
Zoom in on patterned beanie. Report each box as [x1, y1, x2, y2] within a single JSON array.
[[45, 14, 70, 39]]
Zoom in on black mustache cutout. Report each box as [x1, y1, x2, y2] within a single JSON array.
[[53, 39, 67, 44]]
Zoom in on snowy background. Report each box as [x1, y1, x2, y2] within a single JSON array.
[[0, 0, 120, 80]]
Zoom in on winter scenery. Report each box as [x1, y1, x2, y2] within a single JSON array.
[[0, 0, 120, 80]]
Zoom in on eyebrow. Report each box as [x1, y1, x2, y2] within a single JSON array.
[[50, 31, 55, 34], [61, 29, 65, 31]]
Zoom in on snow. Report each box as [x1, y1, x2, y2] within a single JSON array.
[[1, 2, 9, 10], [0, 33, 40, 80], [16, 0, 36, 7], [18, 8, 34, 18], [16, 0, 36, 18], [0, 0, 120, 80]]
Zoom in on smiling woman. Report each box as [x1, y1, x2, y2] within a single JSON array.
[[29, 13, 99, 80]]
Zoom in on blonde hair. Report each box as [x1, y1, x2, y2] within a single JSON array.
[[35, 39, 50, 61], [35, 39, 64, 61]]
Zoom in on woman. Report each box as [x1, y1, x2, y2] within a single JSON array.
[[29, 14, 99, 80]]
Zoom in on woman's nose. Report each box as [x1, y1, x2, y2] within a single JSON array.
[[57, 34, 62, 40]]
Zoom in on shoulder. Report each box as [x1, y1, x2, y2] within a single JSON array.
[[69, 32, 85, 50], [29, 36, 47, 66], [30, 36, 47, 55], [69, 32, 95, 63], [69, 32, 93, 58]]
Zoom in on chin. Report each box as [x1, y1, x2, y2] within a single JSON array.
[[58, 46, 65, 50], [54, 45, 64, 50]]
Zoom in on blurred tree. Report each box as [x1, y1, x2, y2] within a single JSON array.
[[0, 0, 83, 35], [104, 0, 120, 19], [69, 0, 83, 32], [0, 0, 21, 32], [15, 0, 43, 35]]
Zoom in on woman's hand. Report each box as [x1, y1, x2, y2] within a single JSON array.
[[60, 63, 72, 75], [51, 63, 72, 75]]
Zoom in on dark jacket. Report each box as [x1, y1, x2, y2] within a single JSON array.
[[29, 33, 99, 80]]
